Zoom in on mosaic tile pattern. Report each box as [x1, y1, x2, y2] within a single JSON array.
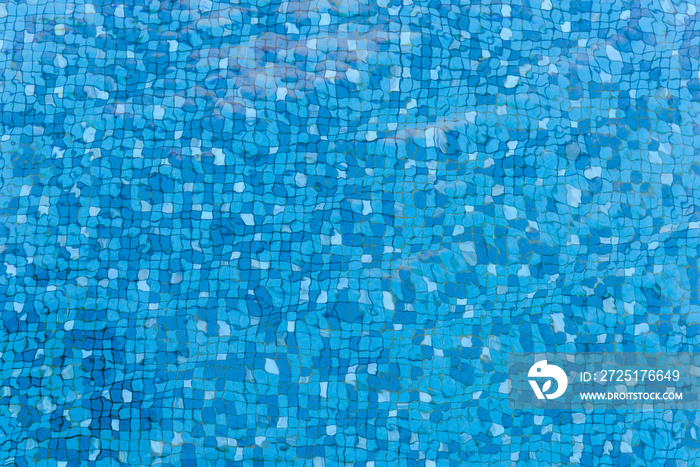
[[1, 0, 700, 465]]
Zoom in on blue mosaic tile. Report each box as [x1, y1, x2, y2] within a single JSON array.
[[1, 0, 700, 465]]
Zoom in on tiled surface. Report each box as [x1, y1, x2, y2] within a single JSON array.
[[1, 0, 700, 465]]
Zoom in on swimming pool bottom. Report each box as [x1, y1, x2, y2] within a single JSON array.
[[0, 0, 699, 465]]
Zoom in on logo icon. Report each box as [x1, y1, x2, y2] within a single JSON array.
[[528, 360, 568, 400]]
